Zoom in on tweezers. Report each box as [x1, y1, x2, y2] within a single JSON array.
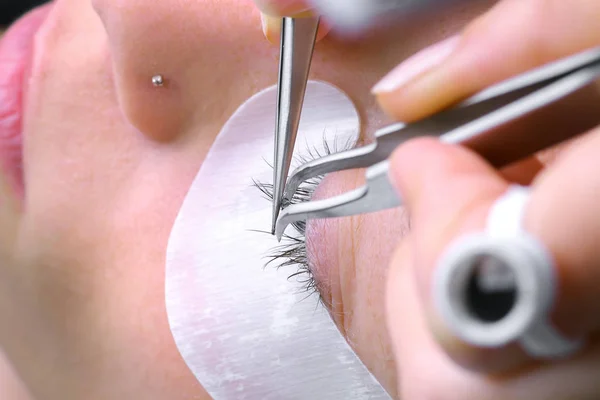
[[272, 17, 321, 233], [275, 46, 600, 240]]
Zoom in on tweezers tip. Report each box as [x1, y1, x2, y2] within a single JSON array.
[[275, 223, 285, 242], [271, 205, 280, 235]]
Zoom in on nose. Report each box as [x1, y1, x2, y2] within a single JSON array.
[[91, 0, 268, 142]]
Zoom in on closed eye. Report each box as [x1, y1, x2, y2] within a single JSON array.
[[253, 134, 356, 306]]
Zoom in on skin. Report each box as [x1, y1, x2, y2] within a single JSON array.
[[0, 27, 33, 400], [0, 0, 497, 399], [1, 350, 31, 400]]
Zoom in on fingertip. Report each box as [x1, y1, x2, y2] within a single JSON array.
[[390, 137, 442, 168], [388, 138, 451, 203], [375, 0, 600, 123], [260, 12, 281, 44], [389, 135, 506, 201], [254, 0, 313, 16], [372, 35, 465, 122], [259, 12, 329, 44], [376, 44, 487, 124], [374, 65, 467, 123]]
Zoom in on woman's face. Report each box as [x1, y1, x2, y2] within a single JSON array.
[[0, 0, 496, 398]]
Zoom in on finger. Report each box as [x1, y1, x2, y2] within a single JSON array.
[[523, 127, 600, 339], [260, 12, 331, 44], [254, 0, 330, 44], [390, 138, 508, 281], [388, 138, 531, 372], [373, 0, 600, 122], [389, 250, 600, 400], [254, 0, 313, 16], [388, 126, 600, 373], [387, 240, 530, 397]]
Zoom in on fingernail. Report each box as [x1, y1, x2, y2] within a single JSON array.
[[260, 11, 318, 44], [260, 12, 282, 44], [372, 35, 461, 94], [256, 0, 312, 16]]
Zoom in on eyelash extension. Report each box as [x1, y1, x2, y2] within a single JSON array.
[[253, 134, 356, 304]]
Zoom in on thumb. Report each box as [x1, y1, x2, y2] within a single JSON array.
[[255, 1, 330, 44], [373, 0, 600, 122], [254, 0, 312, 15], [387, 138, 535, 372], [390, 138, 508, 276]]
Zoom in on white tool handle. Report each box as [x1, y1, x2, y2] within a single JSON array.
[[308, 0, 414, 32], [433, 185, 585, 359], [309, 0, 455, 33]]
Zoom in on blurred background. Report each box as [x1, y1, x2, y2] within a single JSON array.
[[1, 0, 49, 27]]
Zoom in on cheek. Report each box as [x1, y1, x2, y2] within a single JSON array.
[[305, 171, 351, 295], [91, 0, 272, 142], [351, 209, 408, 361], [306, 169, 409, 394]]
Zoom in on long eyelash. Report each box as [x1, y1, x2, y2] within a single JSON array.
[[253, 134, 356, 303]]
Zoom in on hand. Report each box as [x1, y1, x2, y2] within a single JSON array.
[[377, 0, 600, 398], [253, 0, 330, 43]]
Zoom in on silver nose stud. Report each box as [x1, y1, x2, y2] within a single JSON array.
[[152, 75, 165, 87]]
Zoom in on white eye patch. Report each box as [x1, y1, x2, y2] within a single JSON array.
[[165, 81, 390, 399]]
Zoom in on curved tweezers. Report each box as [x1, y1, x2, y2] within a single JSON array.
[[275, 47, 600, 240]]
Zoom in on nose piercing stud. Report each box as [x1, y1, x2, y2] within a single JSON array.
[[152, 75, 165, 87]]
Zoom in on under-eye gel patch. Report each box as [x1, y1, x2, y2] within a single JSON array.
[[165, 81, 391, 399]]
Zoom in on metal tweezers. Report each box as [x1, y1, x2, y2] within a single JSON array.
[[272, 17, 321, 233], [274, 46, 600, 240]]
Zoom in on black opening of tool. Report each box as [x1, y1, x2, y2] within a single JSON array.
[[465, 255, 518, 323]]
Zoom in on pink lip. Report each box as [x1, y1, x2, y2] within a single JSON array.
[[0, 3, 54, 198]]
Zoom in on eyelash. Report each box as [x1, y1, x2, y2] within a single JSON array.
[[254, 135, 355, 304]]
